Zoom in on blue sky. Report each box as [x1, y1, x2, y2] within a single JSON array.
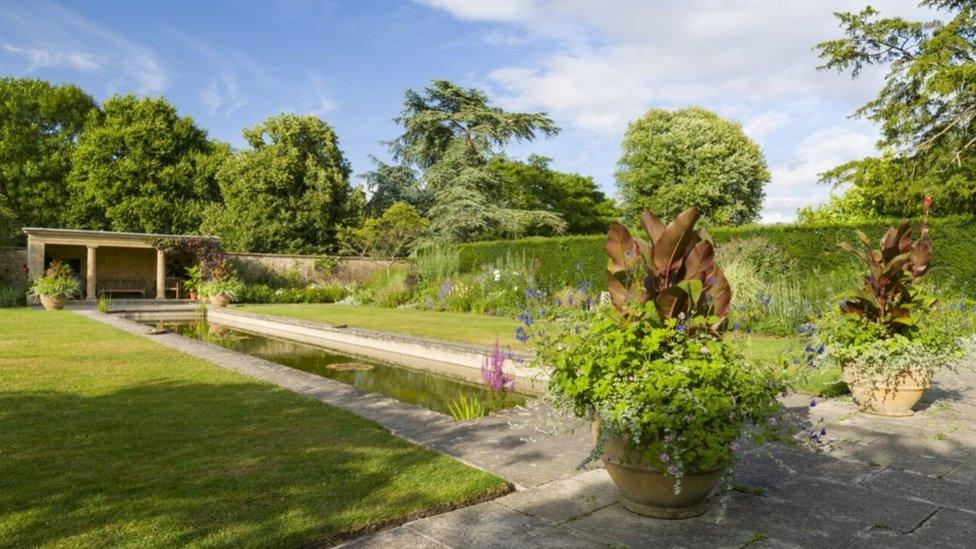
[[0, 0, 934, 222]]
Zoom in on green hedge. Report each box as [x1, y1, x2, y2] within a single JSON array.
[[455, 216, 976, 294]]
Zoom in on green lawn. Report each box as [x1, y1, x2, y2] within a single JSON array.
[[235, 303, 521, 346], [0, 309, 508, 547]]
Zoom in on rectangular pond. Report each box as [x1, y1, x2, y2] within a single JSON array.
[[141, 318, 526, 417]]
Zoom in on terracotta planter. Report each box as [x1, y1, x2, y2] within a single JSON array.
[[39, 295, 68, 310], [843, 368, 930, 417], [208, 294, 230, 308], [189, 291, 198, 301], [593, 421, 726, 519]]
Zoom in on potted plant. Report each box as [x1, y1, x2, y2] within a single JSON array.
[[183, 265, 203, 301], [812, 220, 965, 416], [199, 262, 243, 308], [531, 208, 785, 518], [28, 261, 80, 310]]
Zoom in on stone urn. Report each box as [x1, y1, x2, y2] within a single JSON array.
[[39, 295, 68, 310], [843, 368, 930, 417], [593, 421, 726, 519], [208, 293, 231, 308]]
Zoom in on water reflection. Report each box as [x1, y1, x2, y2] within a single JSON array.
[[150, 319, 526, 416]]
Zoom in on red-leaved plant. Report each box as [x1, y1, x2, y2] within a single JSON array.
[[605, 207, 731, 334]]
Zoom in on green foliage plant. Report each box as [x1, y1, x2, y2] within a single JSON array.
[[0, 283, 26, 308], [97, 294, 111, 314], [616, 107, 769, 226], [198, 262, 244, 302], [812, 217, 968, 387], [236, 283, 348, 304], [448, 393, 486, 421], [532, 208, 786, 489], [183, 265, 203, 296], [27, 261, 80, 301]]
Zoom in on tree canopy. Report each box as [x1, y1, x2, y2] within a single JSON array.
[[388, 80, 566, 241], [204, 114, 363, 253], [812, 1, 976, 218], [616, 107, 769, 225], [488, 155, 619, 234], [66, 95, 225, 234], [339, 201, 429, 258], [360, 156, 430, 216], [0, 78, 97, 242]]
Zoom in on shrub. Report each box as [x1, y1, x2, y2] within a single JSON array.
[[237, 284, 348, 304], [454, 216, 976, 295], [0, 283, 26, 307]]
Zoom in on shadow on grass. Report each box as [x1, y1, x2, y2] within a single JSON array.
[[0, 380, 508, 547]]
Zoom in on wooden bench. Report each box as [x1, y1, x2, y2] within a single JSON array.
[[165, 277, 183, 299], [98, 278, 146, 298]]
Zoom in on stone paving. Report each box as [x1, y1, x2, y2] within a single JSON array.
[[77, 311, 976, 548], [342, 368, 976, 549]]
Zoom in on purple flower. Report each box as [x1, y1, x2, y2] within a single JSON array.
[[482, 338, 515, 393], [809, 399, 818, 408], [514, 326, 529, 343], [767, 417, 778, 427], [659, 452, 670, 463], [730, 441, 740, 451]]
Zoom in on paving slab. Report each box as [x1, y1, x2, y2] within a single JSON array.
[[495, 469, 617, 524], [847, 507, 976, 549], [858, 468, 976, 512]]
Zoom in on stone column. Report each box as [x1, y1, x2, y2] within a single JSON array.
[[26, 236, 44, 281], [86, 245, 97, 300], [156, 249, 166, 300]]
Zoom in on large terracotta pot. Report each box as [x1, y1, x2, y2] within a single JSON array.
[[208, 294, 230, 308], [843, 368, 930, 417], [39, 295, 68, 310], [593, 421, 726, 519]]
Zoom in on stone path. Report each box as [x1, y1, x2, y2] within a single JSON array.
[[342, 368, 976, 549], [78, 311, 976, 547]]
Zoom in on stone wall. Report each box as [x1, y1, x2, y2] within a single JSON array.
[[226, 253, 400, 287], [0, 247, 27, 285]]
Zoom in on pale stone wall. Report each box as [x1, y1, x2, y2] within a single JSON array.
[[0, 247, 28, 285], [97, 247, 158, 297], [226, 253, 402, 287]]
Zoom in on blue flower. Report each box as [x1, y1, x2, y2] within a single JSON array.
[[758, 294, 772, 306], [809, 399, 817, 408], [515, 326, 529, 343], [575, 261, 584, 272]]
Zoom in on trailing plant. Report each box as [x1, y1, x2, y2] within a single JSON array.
[[448, 393, 486, 421], [149, 236, 224, 279], [27, 261, 80, 300], [530, 208, 786, 489]]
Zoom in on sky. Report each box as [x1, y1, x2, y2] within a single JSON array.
[[0, 0, 937, 222]]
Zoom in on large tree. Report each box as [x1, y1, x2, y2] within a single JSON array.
[[488, 155, 620, 234], [0, 78, 97, 241], [359, 156, 431, 216], [389, 80, 566, 241], [66, 95, 225, 234], [204, 114, 362, 253], [813, 1, 976, 218], [616, 107, 769, 225]]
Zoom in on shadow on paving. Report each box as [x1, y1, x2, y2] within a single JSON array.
[[0, 381, 508, 547], [346, 376, 976, 549]]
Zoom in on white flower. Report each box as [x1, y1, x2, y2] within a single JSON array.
[[493, 269, 501, 282]]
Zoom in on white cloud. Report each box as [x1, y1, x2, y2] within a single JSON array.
[[762, 126, 878, 222], [305, 72, 337, 115], [743, 111, 791, 140], [419, 0, 930, 221], [1, 45, 101, 71], [0, 0, 165, 93]]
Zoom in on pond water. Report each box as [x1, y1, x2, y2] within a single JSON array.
[[144, 319, 526, 417]]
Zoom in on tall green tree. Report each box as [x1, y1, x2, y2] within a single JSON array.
[[204, 114, 363, 253], [616, 107, 769, 225], [359, 156, 430, 215], [814, 1, 976, 217], [488, 155, 619, 234], [389, 80, 566, 241], [66, 95, 225, 234], [0, 78, 97, 241]]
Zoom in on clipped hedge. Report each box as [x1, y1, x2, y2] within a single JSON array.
[[455, 216, 976, 294], [237, 283, 348, 304]]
